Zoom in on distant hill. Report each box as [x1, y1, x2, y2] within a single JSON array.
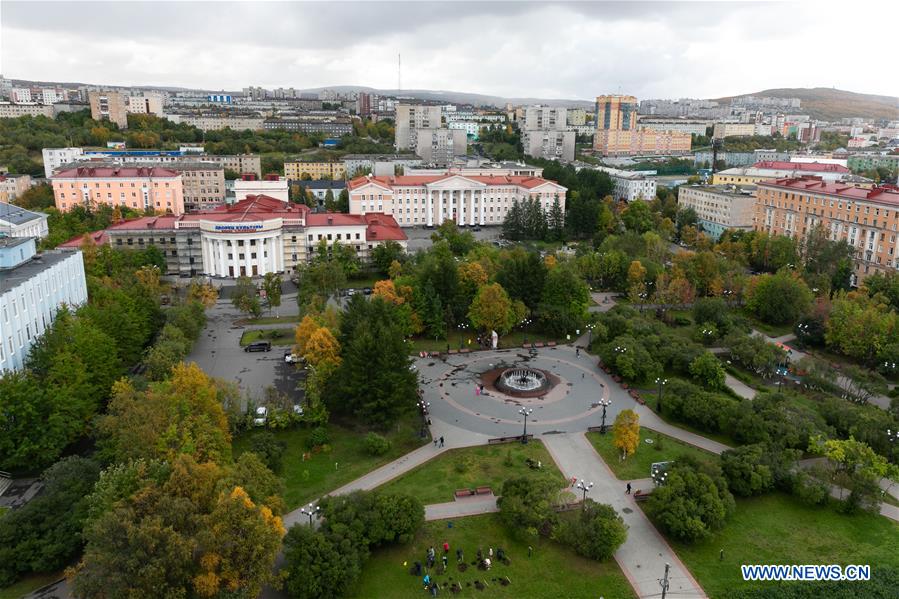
[[714, 88, 898, 122]]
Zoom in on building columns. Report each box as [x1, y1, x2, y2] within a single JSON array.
[[426, 190, 433, 227], [217, 240, 226, 278], [456, 190, 464, 226], [469, 189, 476, 226], [438, 190, 444, 226], [480, 190, 486, 225]]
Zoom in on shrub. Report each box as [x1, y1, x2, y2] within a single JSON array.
[[720, 444, 774, 496], [557, 501, 628, 561], [305, 427, 330, 450], [647, 463, 735, 542], [363, 432, 391, 456], [498, 477, 559, 538], [250, 432, 287, 472], [454, 454, 475, 473]]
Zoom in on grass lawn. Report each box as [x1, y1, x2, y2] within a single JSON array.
[[587, 427, 718, 481], [235, 314, 301, 326], [378, 442, 566, 505], [743, 312, 795, 338], [664, 493, 899, 598], [409, 330, 558, 355], [0, 572, 64, 599], [233, 415, 427, 510], [238, 328, 295, 347], [0, 506, 7, 518], [346, 514, 635, 599]]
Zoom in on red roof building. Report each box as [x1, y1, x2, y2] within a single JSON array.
[[51, 165, 186, 215], [59, 195, 406, 279]]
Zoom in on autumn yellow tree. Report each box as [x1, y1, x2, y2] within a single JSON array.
[[627, 260, 648, 304], [294, 314, 319, 357], [612, 409, 640, 461], [388, 259, 403, 279], [373, 279, 403, 304], [303, 326, 341, 369], [187, 280, 219, 308], [458, 261, 488, 289], [468, 282, 516, 335]]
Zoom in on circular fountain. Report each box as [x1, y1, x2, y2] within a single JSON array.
[[495, 367, 550, 397]]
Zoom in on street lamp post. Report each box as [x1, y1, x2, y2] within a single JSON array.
[[300, 503, 321, 526], [655, 377, 668, 413], [519, 407, 533, 444], [576, 479, 594, 509], [598, 398, 612, 434], [417, 399, 430, 438]]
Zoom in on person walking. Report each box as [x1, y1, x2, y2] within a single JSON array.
[[443, 541, 449, 553], [626, 482, 632, 495], [439, 436, 444, 447], [576, 347, 580, 357]]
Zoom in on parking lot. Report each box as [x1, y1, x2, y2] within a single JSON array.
[[403, 224, 502, 252]]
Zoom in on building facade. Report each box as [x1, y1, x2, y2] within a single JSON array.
[[341, 154, 422, 177], [232, 174, 289, 203], [0, 202, 49, 238], [0, 102, 54, 119], [0, 238, 88, 372], [712, 123, 757, 139], [58, 195, 406, 278], [42, 147, 85, 178], [0, 175, 32, 202], [677, 184, 756, 238], [521, 130, 575, 162], [395, 104, 442, 151], [754, 177, 899, 285], [593, 95, 692, 156], [51, 166, 185, 215], [638, 118, 711, 137], [262, 118, 353, 136], [848, 153, 899, 173], [713, 161, 856, 185], [524, 106, 567, 131], [567, 108, 587, 126], [415, 129, 468, 166], [89, 91, 129, 129], [167, 115, 265, 131], [284, 161, 347, 180], [347, 172, 567, 228], [126, 93, 165, 116]]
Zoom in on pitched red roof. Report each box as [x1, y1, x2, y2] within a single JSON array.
[[58, 230, 109, 248], [53, 166, 181, 178], [758, 176, 899, 206], [305, 211, 407, 241], [753, 161, 849, 173]]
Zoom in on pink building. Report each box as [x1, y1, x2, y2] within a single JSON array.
[[51, 166, 185, 215]]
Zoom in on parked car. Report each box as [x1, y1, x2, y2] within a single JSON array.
[[472, 226, 482, 232], [346, 288, 356, 296], [253, 406, 268, 427], [284, 352, 304, 364], [245, 341, 272, 352], [363, 287, 373, 295], [292, 404, 304, 416]]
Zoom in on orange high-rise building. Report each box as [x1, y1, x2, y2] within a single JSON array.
[[593, 94, 692, 156]]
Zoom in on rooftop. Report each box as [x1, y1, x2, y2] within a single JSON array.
[[303, 180, 347, 190], [53, 166, 181, 179], [0, 201, 46, 225], [758, 176, 899, 206], [0, 250, 77, 294], [347, 173, 563, 191], [753, 161, 849, 173]]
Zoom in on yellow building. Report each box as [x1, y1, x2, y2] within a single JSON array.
[[593, 94, 691, 156], [284, 161, 346, 181]]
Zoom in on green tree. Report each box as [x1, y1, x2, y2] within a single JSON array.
[[371, 240, 405, 276], [498, 477, 559, 537], [495, 248, 547, 310], [262, 272, 283, 316], [689, 352, 726, 390], [745, 270, 813, 325], [557, 501, 627, 561], [720, 444, 775, 496], [621, 200, 655, 233], [547, 196, 565, 241], [468, 282, 517, 335], [249, 431, 287, 472], [283, 525, 356, 599], [810, 436, 899, 513], [538, 265, 590, 336], [231, 275, 262, 317], [647, 464, 735, 542]]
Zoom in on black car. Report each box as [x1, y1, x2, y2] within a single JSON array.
[[245, 341, 272, 352], [363, 287, 373, 295]]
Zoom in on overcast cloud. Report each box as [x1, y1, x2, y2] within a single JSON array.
[[1, 0, 896, 100]]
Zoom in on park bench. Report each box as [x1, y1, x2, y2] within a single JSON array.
[[454, 488, 474, 498], [475, 486, 492, 495], [547, 341, 557, 347], [633, 490, 651, 502], [487, 434, 533, 444]]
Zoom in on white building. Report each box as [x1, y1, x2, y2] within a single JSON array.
[[341, 154, 422, 177], [677, 184, 756, 238], [347, 172, 567, 228], [584, 166, 657, 202], [415, 129, 468, 166], [10, 88, 31, 103], [394, 104, 442, 151], [38, 89, 62, 105], [0, 238, 88, 372], [0, 202, 48, 239], [232, 175, 289, 203], [126, 93, 165, 116], [0, 102, 54, 119], [524, 106, 567, 131], [447, 121, 482, 139], [42, 147, 85, 178], [521, 130, 575, 162], [637, 119, 711, 137]]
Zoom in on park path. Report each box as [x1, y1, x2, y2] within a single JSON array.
[[424, 494, 499, 520], [282, 418, 489, 528], [724, 373, 757, 399], [543, 433, 708, 599]]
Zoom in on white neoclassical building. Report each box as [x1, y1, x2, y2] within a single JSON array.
[[59, 195, 406, 278], [347, 173, 567, 227]]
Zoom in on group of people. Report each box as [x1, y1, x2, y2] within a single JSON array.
[[416, 541, 509, 594]]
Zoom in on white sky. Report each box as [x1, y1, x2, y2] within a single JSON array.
[[1, 0, 896, 100]]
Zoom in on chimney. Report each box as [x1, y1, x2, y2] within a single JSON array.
[[241, 172, 257, 181]]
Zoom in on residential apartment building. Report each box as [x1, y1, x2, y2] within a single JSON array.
[[712, 123, 757, 139], [395, 104, 442, 151], [754, 176, 899, 284], [0, 202, 49, 239], [567, 108, 587, 126], [0, 175, 32, 202], [678, 184, 756, 238], [593, 95, 691, 156], [0, 102, 54, 119], [232, 174, 289, 203], [848, 153, 899, 173], [262, 117, 353, 136], [10, 88, 31, 103], [521, 130, 575, 162], [167, 115, 265, 131], [415, 129, 468, 166], [89, 91, 129, 129], [304, 180, 347, 204], [639, 118, 711, 137], [284, 161, 347, 181], [126, 93, 165, 116], [42, 147, 85, 178], [168, 163, 224, 211], [524, 106, 567, 131], [0, 238, 87, 372], [342, 154, 422, 177], [713, 161, 856, 186], [51, 166, 185, 215], [42, 148, 262, 178], [211, 154, 262, 177], [448, 121, 482, 140], [347, 172, 567, 228], [57, 195, 406, 278]]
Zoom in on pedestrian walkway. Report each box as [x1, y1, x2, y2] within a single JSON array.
[[425, 495, 499, 521], [543, 433, 708, 598], [725, 373, 757, 399]]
